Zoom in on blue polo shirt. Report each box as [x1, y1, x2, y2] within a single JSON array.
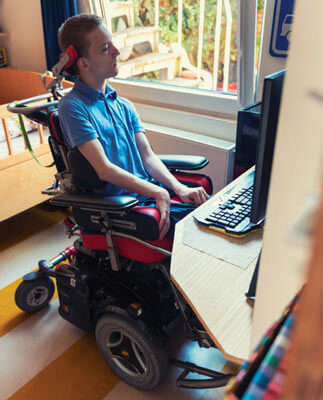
[[58, 79, 151, 199]]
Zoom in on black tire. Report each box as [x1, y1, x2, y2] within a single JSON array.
[[15, 278, 55, 312], [95, 313, 168, 390]]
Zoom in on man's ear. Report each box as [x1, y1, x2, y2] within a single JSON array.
[[77, 57, 89, 72]]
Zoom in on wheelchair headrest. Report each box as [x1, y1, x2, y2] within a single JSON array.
[[68, 148, 107, 190], [52, 45, 78, 78]]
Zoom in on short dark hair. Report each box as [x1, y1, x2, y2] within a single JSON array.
[[58, 14, 103, 74]]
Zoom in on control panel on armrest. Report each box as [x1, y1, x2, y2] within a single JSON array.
[[158, 155, 208, 170], [50, 193, 138, 211]]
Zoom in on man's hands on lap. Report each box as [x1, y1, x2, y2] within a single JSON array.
[[154, 185, 209, 240], [154, 188, 171, 240]]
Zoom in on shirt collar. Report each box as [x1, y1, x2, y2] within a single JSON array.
[[105, 82, 117, 100], [74, 79, 117, 101]]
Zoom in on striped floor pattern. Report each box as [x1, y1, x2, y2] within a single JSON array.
[[0, 205, 234, 400]]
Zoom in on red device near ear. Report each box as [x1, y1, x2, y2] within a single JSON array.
[[61, 45, 78, 69], [52, 45, 78, 76]]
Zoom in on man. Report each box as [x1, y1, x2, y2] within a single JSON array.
[[58, 14, 209, 239]]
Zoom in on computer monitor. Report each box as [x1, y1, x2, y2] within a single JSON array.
[[234, 102, 262, 179], [194, 70, 285, 237], [250, 69, 286, 225]]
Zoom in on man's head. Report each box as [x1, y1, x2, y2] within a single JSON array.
[[58, 14, 120, 82]]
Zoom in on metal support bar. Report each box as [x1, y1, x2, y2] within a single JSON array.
[[111, 231, 172, 257], [170, 358, 234, 389], [105, 230, 121, 271], [156, 262, 197, 340], [97, 216, 121, 271], [24, 245, 76, 281]]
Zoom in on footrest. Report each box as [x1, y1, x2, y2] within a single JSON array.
[[170, 358, 234, 389]]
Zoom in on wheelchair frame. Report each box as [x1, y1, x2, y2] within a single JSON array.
[[8, 91, 234, 391]]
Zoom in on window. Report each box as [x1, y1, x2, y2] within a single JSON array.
[[89, 0, 264, 133]]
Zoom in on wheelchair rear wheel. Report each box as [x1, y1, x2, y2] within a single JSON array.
[[95, 313, 168, 390], [15, 278, 55, 312]]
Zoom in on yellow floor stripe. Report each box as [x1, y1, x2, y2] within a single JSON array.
[[0, 276, 58, 338], [0, 204, 70, 253], [0, 204, 71, 337], [8, 334, 120, 400]]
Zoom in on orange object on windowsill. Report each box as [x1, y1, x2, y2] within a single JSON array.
[[178, 70, 198, 80]]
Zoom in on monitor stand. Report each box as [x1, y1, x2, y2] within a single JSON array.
[[245, 249, 261, 300]]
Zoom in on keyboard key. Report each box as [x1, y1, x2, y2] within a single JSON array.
[[218, 219, 229, 224]]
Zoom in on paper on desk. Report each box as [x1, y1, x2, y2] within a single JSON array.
[[182, 216, 263, 269]]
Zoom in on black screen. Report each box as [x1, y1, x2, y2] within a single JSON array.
[[251, 70, 285, 224], [234, 102, 262, 179]]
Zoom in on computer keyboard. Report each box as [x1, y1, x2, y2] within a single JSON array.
[[194, 170, 263, 237]]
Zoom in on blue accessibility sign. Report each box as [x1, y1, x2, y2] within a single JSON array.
[[270, 0, 296, 58]]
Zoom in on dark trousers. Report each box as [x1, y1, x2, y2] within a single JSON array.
[[138, 199, 197, 238]]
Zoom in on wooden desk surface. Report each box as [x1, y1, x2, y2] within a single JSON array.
[[171, 169, 261, 364]]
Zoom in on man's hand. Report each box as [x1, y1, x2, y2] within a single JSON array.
[[175, 185, 209, 206], [154, 188, 171, 239]]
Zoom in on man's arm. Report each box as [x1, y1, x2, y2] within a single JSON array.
[[78, 139, 171, 239], [59, 98, 171, 237], [135, 131, 209, 205]]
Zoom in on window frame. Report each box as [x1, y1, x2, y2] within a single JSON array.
[[106, 0, 257, 136]]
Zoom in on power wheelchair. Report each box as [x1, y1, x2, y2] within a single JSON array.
[[8, 91, 233, 391]]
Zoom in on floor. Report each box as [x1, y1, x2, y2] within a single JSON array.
[[0, 205, 237, 400]]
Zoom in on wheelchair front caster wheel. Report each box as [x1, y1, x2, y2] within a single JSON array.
[[95, 313, 168, 390], [15, 278, 55, 312]]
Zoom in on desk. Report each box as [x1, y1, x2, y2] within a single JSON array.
[[170, 169, 262, 364]]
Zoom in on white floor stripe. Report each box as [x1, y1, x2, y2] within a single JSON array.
[[0, 223, 73, 289], [0, 299, 83, 400]]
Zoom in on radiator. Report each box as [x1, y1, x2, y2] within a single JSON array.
[[144, 123, 235, 194]]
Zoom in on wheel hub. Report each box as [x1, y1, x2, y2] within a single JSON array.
[[106, 331, 147, 377], [26, 286, 49, 307]]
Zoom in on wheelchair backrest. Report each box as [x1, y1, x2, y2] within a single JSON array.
[[48, 111, 69, 173], [48, 110, 106, 190], [67, 148, 107, 190]]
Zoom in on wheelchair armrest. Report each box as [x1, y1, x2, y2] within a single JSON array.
[[158, 155, 209, 171], [49, 193, 138, 212]]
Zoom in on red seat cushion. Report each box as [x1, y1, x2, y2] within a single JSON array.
[[81, 233, 172, 263]]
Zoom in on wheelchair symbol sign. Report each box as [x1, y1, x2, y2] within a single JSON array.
[[270, 0, 295, 58]]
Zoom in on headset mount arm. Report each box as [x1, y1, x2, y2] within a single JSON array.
[[41, 45, 78, 99]]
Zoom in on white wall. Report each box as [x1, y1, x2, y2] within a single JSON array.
[[256, 0, 287, 100], [0, 0, 46, 72]]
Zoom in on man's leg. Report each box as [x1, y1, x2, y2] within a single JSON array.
[[138, 181, 199, 238], [138, 199, 196, 238], [167, 203, 197, 238]]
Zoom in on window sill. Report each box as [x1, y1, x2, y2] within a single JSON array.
[[111, 78, 240, 120]]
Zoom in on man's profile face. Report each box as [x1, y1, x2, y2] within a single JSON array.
[[83, 24, 120, 81]]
